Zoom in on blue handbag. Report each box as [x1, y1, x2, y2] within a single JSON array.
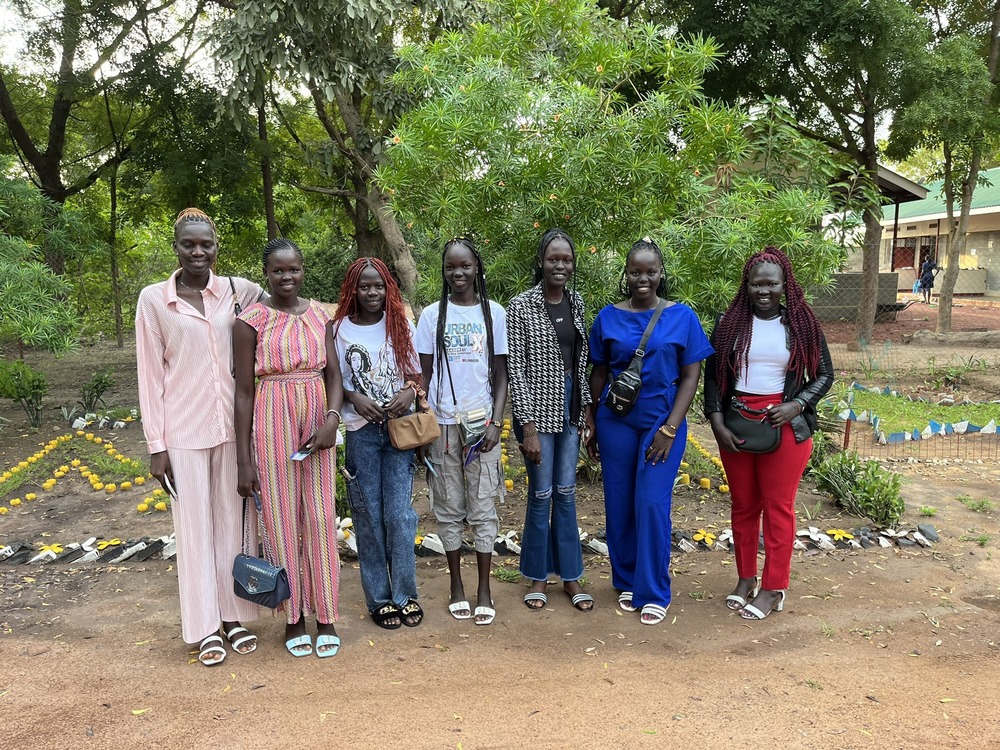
[[232, 491, 290, 609]]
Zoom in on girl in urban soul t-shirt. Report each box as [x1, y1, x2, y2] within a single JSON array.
[[414, 238, 508, 626]]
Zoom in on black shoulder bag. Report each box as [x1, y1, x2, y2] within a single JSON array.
[[232, 491, 290, 609], [605, 300, 666, 417]]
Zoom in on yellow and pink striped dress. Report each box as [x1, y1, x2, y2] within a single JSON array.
[[239, 300, 340, 625]]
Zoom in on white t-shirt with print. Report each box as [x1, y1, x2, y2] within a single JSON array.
[[335, 315, 419, 432], [414, 300, 508, 424]]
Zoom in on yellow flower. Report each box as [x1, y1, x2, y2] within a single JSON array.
[[104, 442, 113, 450], [85, 433, 94, 440], [24, 493, 36, 501], [153, 488, 166, 498], [827, 529, 854, 542], [137, 503, 149, 513], [105, 483, 117, 493], [78, 466, 88, 473], [120, 481, 132, 490], [10, 498, 21, 507], [71, 459, 81, 467], [81, 470, 91, 478], [76, 430, 85, 436], [693, 529, 716, 546], [0, 507, 8, 514], [134, 476, 146, 485], [680, 461, 689, 469], [678, 473, 690, 485], [500, 456, 509, 466], [718, 484, 730, 493], [93, 483, 105, 491], [54, 471, 65, 478], [154, 501, 168, 512], [504, 479, 514, 491], [94, 437, 103, 445], [699, 477, 711, 489]]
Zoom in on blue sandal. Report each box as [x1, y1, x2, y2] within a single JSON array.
[[316, 634, 341, 658], [285, 634, 313, 657]]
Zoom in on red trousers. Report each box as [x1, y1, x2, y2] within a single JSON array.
[[719, 393, 812, 591]]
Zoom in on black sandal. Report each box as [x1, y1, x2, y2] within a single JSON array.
[[400, 599, 424, 627], [372, 603, 402, 630]]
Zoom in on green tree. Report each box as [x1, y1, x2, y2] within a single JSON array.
[[0, 170, 83, 354], [890, 1, 1000, 333], [673, 0, 932, 344], [378, 0, 845, 314]]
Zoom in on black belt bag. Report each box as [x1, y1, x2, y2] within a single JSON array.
[[724, 399, 782, 454], [605, 300, 665, 417]]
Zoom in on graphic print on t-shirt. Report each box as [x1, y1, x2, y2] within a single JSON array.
[[345, 341, 398, 404], [444, 321, 487, 363]]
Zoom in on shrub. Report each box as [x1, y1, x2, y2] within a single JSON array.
[[812, 450, 904, 527], [806, 429, 838, 477], [0, 360, 48, 427], [79, 369, 115, 413]]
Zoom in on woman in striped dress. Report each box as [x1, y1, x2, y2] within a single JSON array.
[[234, 239, 344, 658]]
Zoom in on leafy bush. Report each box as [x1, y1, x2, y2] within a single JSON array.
[[806, 429, 838, 477], [812, 450, 904, 527], [0, 360, 49, 427], [79, 370, 115, 413]]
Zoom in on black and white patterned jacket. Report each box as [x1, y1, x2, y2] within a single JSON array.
[[506, 283, 592, 432]]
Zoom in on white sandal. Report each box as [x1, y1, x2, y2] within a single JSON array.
[[640, 603, 669, 625], [198, 634, 227, 666], [741, 590, 786, 620], [618, 591, 637, 612], [725, 578, 759, 611], [474, 601, 496, 626], [448, 600, 472, 620], [223, 626, 257, 655]]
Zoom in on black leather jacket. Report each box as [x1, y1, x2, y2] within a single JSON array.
[[703, 314, 834, 443]]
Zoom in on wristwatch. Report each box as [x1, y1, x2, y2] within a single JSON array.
[[490, 419, 502, 428]]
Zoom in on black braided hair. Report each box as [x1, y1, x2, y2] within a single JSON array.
[[618, 237, 668, 298], [535, 226, 579, 318], [262, 238, 303, 272], [434, 237, 496, 406]]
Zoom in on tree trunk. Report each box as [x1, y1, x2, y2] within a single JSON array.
[[258, 103, 278, 241], [109, 163, 124, 348], [368, 187, 419, 302], [853, 202, 882, 347]]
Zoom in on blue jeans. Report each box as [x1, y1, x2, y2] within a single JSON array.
[[514, 375, 584, 582], [344, 422, 418, 612]]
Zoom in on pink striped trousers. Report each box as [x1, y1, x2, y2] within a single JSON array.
[[169, 442, 259, 644], [254, 371, 340, 625]]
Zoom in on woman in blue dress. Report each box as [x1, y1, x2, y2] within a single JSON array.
[[586, 239, 713, 625]]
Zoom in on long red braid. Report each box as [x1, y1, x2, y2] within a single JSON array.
[[331, 258, 418, 376], [713, 247, 824, 390]]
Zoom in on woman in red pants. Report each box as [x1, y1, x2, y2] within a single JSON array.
[[703, 247, 833, 620]]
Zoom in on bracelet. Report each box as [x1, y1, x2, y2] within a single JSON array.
[[325, 409, 342, 421], [522, 426, 538, 438], [793, 398, 806, 415], [490, 419, 502, 428], [658, 423, 677, 439]]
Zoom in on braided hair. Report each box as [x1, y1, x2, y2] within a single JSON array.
[[331, 257, 419, 376], [434, 237, 495, 405], [713, 246, 824, 390], [535, 226, 579, 317], [173, 207, 217, 239], [618, 237, 668, 298], [262, 237, 302, 271]]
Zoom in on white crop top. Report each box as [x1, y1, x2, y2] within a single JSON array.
[[734, 316, 790, 395]]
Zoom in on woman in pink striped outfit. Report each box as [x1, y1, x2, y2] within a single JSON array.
[[234, 238, 344, 658], [136, 208, 263, 666]]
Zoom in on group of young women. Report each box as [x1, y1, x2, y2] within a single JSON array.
[[136, 208, 832, 665]]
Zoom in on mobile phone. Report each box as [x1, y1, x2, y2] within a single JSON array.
[[290, 436, 316, 462], [422, 455, 439, 478]]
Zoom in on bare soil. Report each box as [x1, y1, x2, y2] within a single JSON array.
[[2, 314, 1000, 749]]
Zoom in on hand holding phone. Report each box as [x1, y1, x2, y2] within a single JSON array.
[[290, 436, 316, 462]]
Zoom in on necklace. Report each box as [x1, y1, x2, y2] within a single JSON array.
[[177, 276, 207, 293]]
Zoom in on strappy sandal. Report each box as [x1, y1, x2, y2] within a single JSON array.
[[400, 600, 424, 627], [725, 578, 759, 611], [223, 625, 257, 654], [618, 591, 637, 613], [741, 590, 786, 620], [198, 634, 227, 666], [640, 603, 669, 625], [569, 592, 594, 612], [523, 592, 547, 610], [372, 603, 403, 630]]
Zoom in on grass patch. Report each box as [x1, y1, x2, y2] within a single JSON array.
[[959, 532, 990, 547], [958, 495, 995, 514], [491, 564, 520, 583], [847, 390, 1000, 434], [919, 506, 938, 517]]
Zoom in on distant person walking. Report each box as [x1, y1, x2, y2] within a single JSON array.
[[919, 258, 940, 304]]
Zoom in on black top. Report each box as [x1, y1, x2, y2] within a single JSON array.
[[545, 296, 575, 373]]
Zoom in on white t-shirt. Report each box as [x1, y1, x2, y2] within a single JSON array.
[[335, 315, 419, 432], [414, 299, 508, 424], [734, 316, 790, 395]]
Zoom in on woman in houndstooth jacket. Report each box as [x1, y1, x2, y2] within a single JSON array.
[[506, 228, 594, 612]]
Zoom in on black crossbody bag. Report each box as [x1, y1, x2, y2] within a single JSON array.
[[605, 300, 666, 417]]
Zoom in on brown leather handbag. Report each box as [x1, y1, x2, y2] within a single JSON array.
[[387, 384, 440, 451]]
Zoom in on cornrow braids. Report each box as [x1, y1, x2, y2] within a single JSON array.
[[331, 257, 419, 377], [535, 226, 579, 319], [262, 237, 302, 271], [712, 246, 824, 393], [434, 237, 496, 406], [618, 237, 668, 298], [173, 207, 217, 239]]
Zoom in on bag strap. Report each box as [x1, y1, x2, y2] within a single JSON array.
[[229, 276, 241, 317], [242, 491, 274, 559], [633, 299, 666, 359]]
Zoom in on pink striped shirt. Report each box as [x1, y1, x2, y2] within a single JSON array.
[[136, 270, 264, 454]]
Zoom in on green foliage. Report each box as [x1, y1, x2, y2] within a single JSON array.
[[0, 172, 82, 352], [812, 450, 904, 527], [492, 564, 521, 583], [918, 506, 937, 517], [805, 429, 837, 477], [0, 361, 48, 428], [958, 495, 994, 514], [379, 0, 845, 314], [79, 370, 116, 413], [846, 390, 1000, 435]]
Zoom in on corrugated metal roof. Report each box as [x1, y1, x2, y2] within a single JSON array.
[[883, 166, 1000, 221]]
